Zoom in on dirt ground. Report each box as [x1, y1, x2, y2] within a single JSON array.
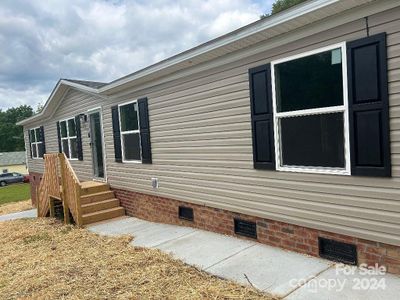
[[0, 199, 32, 215], [0, 218, 276, 300]]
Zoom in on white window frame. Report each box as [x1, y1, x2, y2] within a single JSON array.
[[59, 117, 78, 160], [29, 127, 43, 159], [271, 42, 351, 175], [118, 100, 142, 163]]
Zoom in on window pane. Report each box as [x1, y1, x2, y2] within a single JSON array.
[[37, 142, 44, 158], [60, 121, 67, 138], [280, 113, 345, 168], [120, 103, 138, 132], [62, 139, 70, 158], [123, 133, 141, 160], [68, 119, 76, 137], [70, 138, 78, 159], [30, 129, 36, 142], [275, 48, 343, 112], [35, 128, 40, 141], [32, 144, 37, 158]]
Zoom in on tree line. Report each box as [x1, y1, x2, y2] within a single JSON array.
[[0, 105, 34, 152]]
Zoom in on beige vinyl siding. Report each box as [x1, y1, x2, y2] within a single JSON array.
[[25, 6, 400, 246], [24, 90, 101, 181]]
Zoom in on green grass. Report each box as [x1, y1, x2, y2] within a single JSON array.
[[0, 183, 31, 205]]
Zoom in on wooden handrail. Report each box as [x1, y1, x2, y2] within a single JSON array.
[[37, 154, 60, 217], [59, 153, 83, 226], [37, 153, 83, 227]]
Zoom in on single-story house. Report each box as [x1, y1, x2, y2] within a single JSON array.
[[17, 0, 400, 275], [0, 151, 27, 174]]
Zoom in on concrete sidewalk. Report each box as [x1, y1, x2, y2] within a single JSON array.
[[0, 209, 36, 222], [88, 216, 400, 299]]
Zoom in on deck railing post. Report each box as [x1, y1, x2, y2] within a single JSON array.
[[76, 183, 83, 227], [59, 153, 70, 224]]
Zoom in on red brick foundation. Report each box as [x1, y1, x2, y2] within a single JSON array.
[[113, 188, 400, 276], [29, 171, 43, 207]]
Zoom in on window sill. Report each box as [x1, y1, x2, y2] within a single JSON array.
[[31, 157, 44, 160], [122, 159, 142, 164], [277, 165, 350, 176]]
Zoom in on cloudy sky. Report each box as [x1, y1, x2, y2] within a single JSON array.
[[0, 0, 273, 110]]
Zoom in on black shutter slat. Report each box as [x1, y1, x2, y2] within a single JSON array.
[[28, 130, 32, 158], [75, 116, 83, 161], [248, 64, 275, 170], [138, 97, 152, 164], [56, 122, 62, 153], [111, 105, 122, 163], [347, 32, 391, 177], [39, 126, 46, 158]]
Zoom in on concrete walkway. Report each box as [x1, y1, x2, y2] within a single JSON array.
[[1, 211, 399, 299], [0, 209, 36, 222], [88, 216, 400, 299]]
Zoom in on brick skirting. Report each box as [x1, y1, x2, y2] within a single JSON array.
[[113, 188, 400, 275]]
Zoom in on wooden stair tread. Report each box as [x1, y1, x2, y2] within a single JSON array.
[[82, 206, 125, 225], [82, 198, 119, 208], [81, 181, 108, 188], [82, 198, 120, 214], [81, 190, 114, 199]]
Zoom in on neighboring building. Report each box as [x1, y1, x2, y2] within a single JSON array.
[[0, 151, 27, 174], [17, 0, 400, 275]]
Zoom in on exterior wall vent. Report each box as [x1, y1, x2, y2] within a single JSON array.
[[151, 177, 159, 189], [234, 219, 257, 239], [178, 206, 193, 221], [319, 237, 357, 265]]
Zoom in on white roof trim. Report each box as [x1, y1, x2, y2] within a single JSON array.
[[16, 80, 100, 125]]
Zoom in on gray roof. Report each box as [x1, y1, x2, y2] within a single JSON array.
[[63, 79, 107, 89], [0, 151, 26, 166]]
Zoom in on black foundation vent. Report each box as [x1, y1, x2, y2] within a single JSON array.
[[178, 206, 194, 221], [234, 219, 257, 239], [319, 237, 357, 265]]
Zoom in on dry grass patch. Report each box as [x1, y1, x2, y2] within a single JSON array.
[[0, 218, 276, 300], [0, 199, 32, 215]]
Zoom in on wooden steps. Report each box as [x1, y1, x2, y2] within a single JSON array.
[[82, 207, 125, 224], [79, 181, 125, 225]]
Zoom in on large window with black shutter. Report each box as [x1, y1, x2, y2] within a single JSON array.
[[249, 33, 390, 177], [28, 126, 45, 159], [271, 43, 351, 175], [111, 97, 152, 164]]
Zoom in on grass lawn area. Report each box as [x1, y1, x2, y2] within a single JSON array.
[[0, 183, 30, 205], [0, 219, 274, 300]]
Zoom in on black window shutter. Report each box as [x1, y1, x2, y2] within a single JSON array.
[[248, 64, 275, 170], [347, 33, 391, 177], [75, 116, 83, 161], [111, 105, 122, 163], [56, 122, 62, 153], [28, 130, 32, 158], [39, 126, 46, 158], [138, 97, 152, 164]]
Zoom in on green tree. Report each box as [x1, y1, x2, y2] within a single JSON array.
[[261, 0, 307, 18], [0, 105, 34, 152]]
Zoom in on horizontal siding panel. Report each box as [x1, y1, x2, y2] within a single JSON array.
[[106, 165, 400, 212], [151, 122, 250, 138], [151, 106, 250, 127]]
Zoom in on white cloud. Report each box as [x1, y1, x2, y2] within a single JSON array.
[[0, 0, 272, 110]]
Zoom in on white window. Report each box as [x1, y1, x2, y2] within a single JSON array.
[[271, 43, 350, 175], [30, 127, 44, 159], [59, 118, 78, 160], [119, 101, 141, 162]]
